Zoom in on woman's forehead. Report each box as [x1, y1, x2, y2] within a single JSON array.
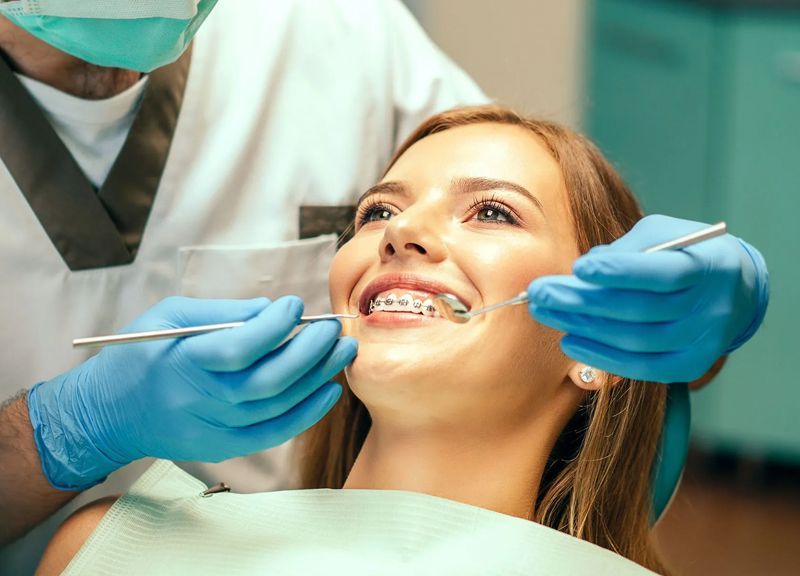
[[384, 123, 566, 205]]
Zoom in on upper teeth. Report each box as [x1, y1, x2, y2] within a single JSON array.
[[369, 293, 438, 316]]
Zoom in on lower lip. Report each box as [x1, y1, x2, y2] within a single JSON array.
[[362, 310, 442, 326]]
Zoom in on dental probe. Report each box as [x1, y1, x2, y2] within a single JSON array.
[[73, 313, 360, 348], [434, 221, 728, 324]]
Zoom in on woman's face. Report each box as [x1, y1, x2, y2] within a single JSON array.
[[330, 123, 584, 430]]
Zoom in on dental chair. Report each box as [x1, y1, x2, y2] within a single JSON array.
[[652, 383, 690, 523]]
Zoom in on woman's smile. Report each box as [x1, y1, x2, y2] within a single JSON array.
[[354, 272, 476, 327]]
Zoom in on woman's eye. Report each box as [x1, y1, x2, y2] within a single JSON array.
[[359, 205, 394, 225], [365, 208, 393, 222], [475, 205, 511, 223]]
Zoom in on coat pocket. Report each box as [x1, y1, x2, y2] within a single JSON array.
[[177, 234, 336, 315]]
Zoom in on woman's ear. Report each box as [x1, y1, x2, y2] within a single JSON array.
[[567, 364, 623, 391]]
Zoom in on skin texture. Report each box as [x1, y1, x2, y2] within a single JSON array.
[[0, 15, 140, 99], [36, 123, 614, 573], [35, 497, 117, 576], [0, 393, 77, 546], [331, 123, 606, 518]]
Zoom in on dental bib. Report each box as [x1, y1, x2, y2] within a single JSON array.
[[63, 461, 656, 575]]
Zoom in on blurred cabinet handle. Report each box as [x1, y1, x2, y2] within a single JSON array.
[[775, 51, 800, 85], [599, 23, 681, 66]]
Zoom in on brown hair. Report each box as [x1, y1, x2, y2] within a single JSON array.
[[299, 106, 667, 572]]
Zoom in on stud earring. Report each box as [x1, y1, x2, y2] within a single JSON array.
[[579, 366, 597, 384]]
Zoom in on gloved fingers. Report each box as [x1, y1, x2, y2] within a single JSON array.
[[181, 295, 304, 372], [214, 336, 358, 412], [572, 250, 704, 292], [217, 321, 346, 403], [213, 380, 328, 428], [528, 275, 698, 323], [130, 296, 270, 332], [560, 334, 716, 383], [223, 382, 342, 453], [532, 306, 707, 354]]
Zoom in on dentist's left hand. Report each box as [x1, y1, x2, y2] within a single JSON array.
[[527, 215, 769, 383], [27, 296, 357, 491]]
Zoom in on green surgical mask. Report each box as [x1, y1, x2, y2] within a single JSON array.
[[0, 0, 219, 72]]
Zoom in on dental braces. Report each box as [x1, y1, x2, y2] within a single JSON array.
[[368, 293, 438, 316]]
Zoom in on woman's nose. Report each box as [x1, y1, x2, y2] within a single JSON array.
[[379, 209, 448, 263]]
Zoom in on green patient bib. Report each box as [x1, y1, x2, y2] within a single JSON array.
[[64, 460, 656, 575]]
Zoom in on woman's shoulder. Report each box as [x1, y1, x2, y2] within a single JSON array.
[[35, 495, 118, 576]]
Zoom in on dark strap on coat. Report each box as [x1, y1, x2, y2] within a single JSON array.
[[0, 47, 192, 270]]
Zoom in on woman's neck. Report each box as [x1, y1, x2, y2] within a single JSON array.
[[0, 16, 141, 99], [343, 413, 565, 520]]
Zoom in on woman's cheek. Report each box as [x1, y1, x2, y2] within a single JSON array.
[[329, 234, 376, 312], [463, 239, 562, 294]]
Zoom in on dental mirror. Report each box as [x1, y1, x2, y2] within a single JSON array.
[[434, 292, 527, 324], [434, 221, 727, 324], [432, 293, 471, 323]]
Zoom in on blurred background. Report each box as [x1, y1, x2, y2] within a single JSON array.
[[405, 1, 799, 574]]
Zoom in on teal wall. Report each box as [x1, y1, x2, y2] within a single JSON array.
[[586, 0, 800, 460]]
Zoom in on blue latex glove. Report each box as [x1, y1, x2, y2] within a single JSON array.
[[27, 296, 357, 491], [528, 215, 769, 383]]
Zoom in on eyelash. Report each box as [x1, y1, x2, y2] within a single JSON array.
[[355, 193, 519, 228], [356, 196, 395, 228], [466, 193, 518, 225]]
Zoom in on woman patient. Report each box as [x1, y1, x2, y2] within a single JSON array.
[[38, 106, 669, 575]]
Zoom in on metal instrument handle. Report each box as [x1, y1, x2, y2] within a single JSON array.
[[73, 313, 359, 348]]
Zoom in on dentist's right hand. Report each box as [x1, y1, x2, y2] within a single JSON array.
[[26, 296, 357, 491]]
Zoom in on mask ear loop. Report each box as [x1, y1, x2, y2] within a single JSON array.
[[651, 383, 690, 525], [336, 221, 356, 249]]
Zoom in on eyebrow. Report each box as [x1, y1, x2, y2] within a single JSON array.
[[357, 177, 544, 214], [357, 181, 409, 206], [452, 177, 544, 214]]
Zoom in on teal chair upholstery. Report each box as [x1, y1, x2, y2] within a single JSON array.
[[652, 383, 691, 522]]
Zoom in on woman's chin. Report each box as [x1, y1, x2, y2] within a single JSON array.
[[345, 340, 450, 390]]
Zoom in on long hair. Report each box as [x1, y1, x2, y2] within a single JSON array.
[[298, 106, 668, 572]]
